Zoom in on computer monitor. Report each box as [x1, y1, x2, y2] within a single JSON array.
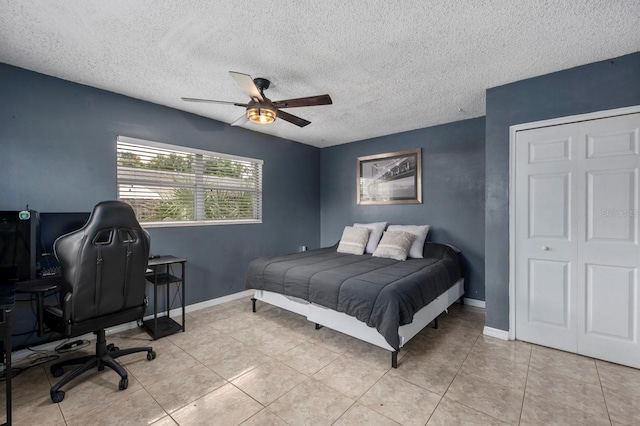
[[0, 210, 39, 282], [39, 212, 91, 276]]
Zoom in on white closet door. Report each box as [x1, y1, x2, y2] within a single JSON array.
[[576, 113, 640, 368], [515, 124, 579, 352], [515, 111, 640, 368]]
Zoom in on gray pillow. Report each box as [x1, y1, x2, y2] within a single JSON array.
[[386, 224, 430, 258], [337, 226, 371, 255], [372, 230, 416, 261], [354, 221, 388, 254]]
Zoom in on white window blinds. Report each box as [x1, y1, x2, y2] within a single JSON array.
[[116, 136, 263, 225]]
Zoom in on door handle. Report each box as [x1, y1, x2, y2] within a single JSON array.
[[541, 246, 550, 251]]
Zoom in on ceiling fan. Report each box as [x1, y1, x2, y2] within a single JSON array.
[[181, 71, 332, 128]]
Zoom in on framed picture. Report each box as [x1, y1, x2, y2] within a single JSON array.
[[357, 148, 422, 205]]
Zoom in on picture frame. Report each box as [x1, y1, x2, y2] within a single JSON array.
[[356, 148, 422, 205]]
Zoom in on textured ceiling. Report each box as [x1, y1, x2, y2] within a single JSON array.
[[1, 1, 638, 147]]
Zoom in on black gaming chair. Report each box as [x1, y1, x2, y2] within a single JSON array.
[[44, 201, 156, 403]]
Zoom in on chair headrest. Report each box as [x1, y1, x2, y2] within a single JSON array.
[[85, 201, 142, 231]]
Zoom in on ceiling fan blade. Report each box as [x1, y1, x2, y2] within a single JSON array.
[[230, 113, 249, 127], [272, 94, 332, 109], [276, 110, 311, 127], [181, 97, 247, 107], [229, 71, 264, 102]]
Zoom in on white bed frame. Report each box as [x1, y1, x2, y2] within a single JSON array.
[[251, 277, 464, 367]]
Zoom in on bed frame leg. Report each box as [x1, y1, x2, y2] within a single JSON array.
[[251, 297, 257, 313], [432, 317, 438, 329], [315, 323, 322, 330], [391, 351, 398, 368]]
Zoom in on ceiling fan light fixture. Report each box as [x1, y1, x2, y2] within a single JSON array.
[[247, 105, 276, 124]]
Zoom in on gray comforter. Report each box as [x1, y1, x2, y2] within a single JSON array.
[[245, 242, 463, 350]]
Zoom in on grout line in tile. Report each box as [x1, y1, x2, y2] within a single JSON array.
[[440, 330, 479, 389], [328, 398, 358, 426], [424, 397, 444, 426], [264, 405, 292, 426], [594, 360, 613, 425], [232, 379, 269, 411], [322, 351, 390, 400], [517, 353, 531, 426], [419, 329, 481, 425]]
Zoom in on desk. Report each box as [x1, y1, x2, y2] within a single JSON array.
[[15, 278, 60, 337], [0, 284, 15, 426]]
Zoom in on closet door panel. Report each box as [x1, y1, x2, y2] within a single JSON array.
[[515, 124, 578, 351], [577, 113, 640, 368]]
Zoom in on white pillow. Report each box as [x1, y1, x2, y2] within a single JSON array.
[[386, 225, 430, 258], [372, 231, 416, 261], [354, 221, 388, 254], [337, 226, 371, 255]]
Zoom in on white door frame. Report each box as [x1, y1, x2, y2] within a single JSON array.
[[508, 104, 640, 340]]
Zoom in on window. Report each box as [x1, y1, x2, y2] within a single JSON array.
[[116, 136, 263, 226]]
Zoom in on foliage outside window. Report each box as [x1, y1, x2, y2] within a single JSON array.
[[116, 136, 263, 226]]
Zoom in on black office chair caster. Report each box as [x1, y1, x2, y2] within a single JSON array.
[[147, 350, 156, 361], [51, 390, 65, 403], [118, 377, 128, 391], [51, 366, 64, 378]]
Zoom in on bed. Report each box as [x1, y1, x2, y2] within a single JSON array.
[[245, 241, 464, 367]]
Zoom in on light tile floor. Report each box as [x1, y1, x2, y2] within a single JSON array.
[[3, 297, 640, 425]]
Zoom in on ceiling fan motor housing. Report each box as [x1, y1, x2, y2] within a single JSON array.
[[253, 78, 271, 92]]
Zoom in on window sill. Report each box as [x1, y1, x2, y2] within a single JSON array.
[[142, 219, 262, 228]]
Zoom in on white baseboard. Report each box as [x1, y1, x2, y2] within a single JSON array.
[[11, 290, 255, 363], [183, 289, 253, 314], [483, 326, 510, 340], [463, 298, 485, 308]]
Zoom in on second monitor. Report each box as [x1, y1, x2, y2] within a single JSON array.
[[39, 212, 91, 276]]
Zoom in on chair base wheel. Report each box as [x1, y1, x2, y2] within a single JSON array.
[[147, 350, 156, 361], [51, 390, 65, 403], [51, 366, 64, 378], [119, 377, 128, 390]]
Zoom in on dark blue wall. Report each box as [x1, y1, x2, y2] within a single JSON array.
[[0, 63, 320, 346], [320, 118, 486, 301], [485, 52, 640, 331]]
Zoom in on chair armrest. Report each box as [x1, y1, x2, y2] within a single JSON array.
[[62, 292, 72, 324], [44, 305, 63, 318], [45, 292, 74, 335]]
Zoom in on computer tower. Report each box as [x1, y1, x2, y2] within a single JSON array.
[[0, 210, 39, 282]]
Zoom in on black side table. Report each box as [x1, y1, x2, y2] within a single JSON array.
[[143, 256, 186, 340]]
